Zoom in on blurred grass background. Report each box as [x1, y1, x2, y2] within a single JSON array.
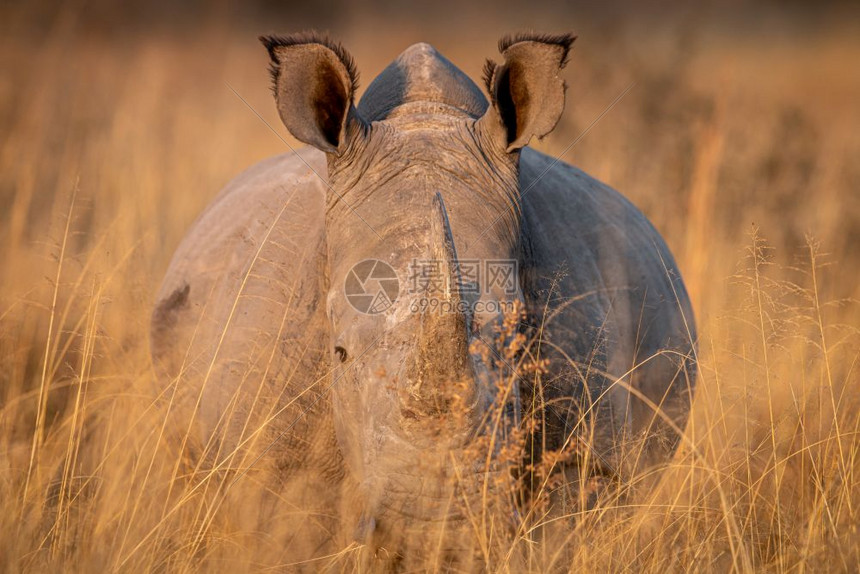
[[1, 0, 859, 571]]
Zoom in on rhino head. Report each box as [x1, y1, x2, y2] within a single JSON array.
[[262, 32, 574, 539]]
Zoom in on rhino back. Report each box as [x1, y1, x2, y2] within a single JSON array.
[[519, 147, 696, 468], [151, 149, 335, 469]]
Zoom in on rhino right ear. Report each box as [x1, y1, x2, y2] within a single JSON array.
[[261, 33, 366, 154], [477, 33, 575, 153]]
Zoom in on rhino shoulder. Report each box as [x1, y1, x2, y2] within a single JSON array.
[[518, 146, 695, 364], [519, 147, 686, 289], [151, 148, 329, 380], [519, 147, 655, 237]]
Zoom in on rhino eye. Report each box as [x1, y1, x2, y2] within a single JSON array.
[[334, 346, 348, 363]]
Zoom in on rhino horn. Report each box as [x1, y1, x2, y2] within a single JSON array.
[[403, 195, 495, 423], [429, 192, 520, 435], [429, 192, 474, 332], [404, 194, 470, 414]]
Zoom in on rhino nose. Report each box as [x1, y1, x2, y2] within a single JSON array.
[[400, 376, 455, 417]]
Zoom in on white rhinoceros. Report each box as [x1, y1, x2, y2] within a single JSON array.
[[151, 31, 696, 546]]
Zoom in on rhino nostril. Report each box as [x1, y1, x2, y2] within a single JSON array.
[[334, 345, 348, 362]]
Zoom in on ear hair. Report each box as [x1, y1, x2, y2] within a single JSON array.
[[497, 32, 576, 64], [260, 31, 360, 99], [481, 59, 498, 96]]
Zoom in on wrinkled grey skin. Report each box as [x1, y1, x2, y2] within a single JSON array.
[[151, 34, 696, 544]]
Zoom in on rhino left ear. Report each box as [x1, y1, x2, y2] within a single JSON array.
[[261, 32, 367, 154], [478, 33, 575, 152]]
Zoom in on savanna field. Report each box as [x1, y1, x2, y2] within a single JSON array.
[[2, 0, 860, 571]]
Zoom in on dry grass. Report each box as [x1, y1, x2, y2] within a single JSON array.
[[2, 1, 860, 571]]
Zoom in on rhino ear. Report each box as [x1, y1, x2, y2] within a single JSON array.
[[478, 33, 575, 152], [261, 33, 366, 154]]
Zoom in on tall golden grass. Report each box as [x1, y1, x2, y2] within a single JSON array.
[[1, 1, 859, 571]]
